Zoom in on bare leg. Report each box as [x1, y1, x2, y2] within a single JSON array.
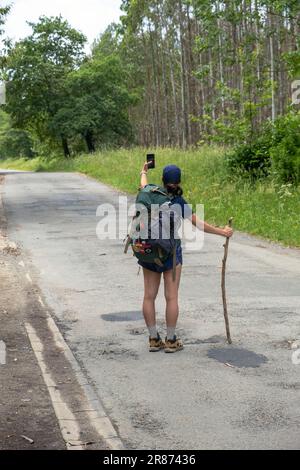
[[163, 264, 182, 328], [142, 268, 161, 329]]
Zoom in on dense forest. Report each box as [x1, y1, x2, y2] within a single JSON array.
[[119, 0, 300, 147], [0, 1, 300, 182]]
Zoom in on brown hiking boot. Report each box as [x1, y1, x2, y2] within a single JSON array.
[[149, 334, 165, 352], [164, 336, 184, 353]]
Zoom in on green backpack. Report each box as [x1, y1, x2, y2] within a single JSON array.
[[124, 184, 179, 281]]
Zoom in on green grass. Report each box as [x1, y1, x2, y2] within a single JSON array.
[[1, 146, 300, 247]]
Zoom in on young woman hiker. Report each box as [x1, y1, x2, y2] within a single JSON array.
[[139, 162, 233, 353]]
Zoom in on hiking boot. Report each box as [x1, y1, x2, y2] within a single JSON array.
[[149, 334, 165, 352], [164, 336, 184, 353]]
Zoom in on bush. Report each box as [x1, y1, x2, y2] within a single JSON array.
[[226, 112, 300, 184], [270, 113, 300, 184], [226, 130, 274, 178], [0, 128, 34, 160]]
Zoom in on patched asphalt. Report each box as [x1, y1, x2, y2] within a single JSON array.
[[1, 170, 300, 449]]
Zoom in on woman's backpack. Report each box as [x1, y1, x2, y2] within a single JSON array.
[[124, 184, 181, 280]]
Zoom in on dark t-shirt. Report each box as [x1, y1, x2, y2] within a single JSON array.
[[171, 195, 193, 220]]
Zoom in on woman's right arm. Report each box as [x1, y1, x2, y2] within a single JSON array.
[[140, 161, 149, 188]]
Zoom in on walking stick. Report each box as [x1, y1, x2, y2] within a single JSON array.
[[221, 217, 233, 344]]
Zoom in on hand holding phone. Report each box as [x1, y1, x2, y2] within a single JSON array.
[[146, 153, 155, 169]]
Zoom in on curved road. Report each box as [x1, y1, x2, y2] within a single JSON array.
[[1, 170, 300, 449]]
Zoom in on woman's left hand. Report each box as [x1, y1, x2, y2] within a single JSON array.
[[223, 226, 233, 238], [141, 161, 149, 173]]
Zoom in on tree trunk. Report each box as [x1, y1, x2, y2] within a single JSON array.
[[178, 0, 190, 149], [216, 1, 225, 113], [148, 24, 161, 147], [85, 131, 95, 153], [62, 136, 71, 158], [269, 9, 276, 122]]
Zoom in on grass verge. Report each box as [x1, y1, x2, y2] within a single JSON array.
[[1, 147, 299, 247]]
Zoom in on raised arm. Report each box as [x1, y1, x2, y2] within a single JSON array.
[[190, 213, 233, 238], [140, 161, 149, 188]]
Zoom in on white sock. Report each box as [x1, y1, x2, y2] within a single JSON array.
[[148, 325, 158, 339], [167, 327, 176, 340]]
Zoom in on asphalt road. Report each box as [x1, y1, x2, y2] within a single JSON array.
[[2, 170, 300, 449]]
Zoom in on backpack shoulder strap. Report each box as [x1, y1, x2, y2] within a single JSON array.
[[172, 246, 177, 282], [151, 186, 168, 196], [139, 184, 158, 193]]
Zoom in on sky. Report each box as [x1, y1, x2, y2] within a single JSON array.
[[3, 0, 122, 49]]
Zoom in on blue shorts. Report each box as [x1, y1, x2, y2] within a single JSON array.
[[138, 244, 183, 273]]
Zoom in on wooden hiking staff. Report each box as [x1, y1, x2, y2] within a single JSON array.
[[221, 217, 233, 344]]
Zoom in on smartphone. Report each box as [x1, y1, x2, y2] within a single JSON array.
[[147, 153, 155, 169]]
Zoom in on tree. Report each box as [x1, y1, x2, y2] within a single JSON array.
[[0, 4, 10, 44], [3, 1, 300, 154], [51, 54, 138, 152], [0, 5, 10, 81], [114, 0, 300, 147], [4, 15, 87, 156]]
